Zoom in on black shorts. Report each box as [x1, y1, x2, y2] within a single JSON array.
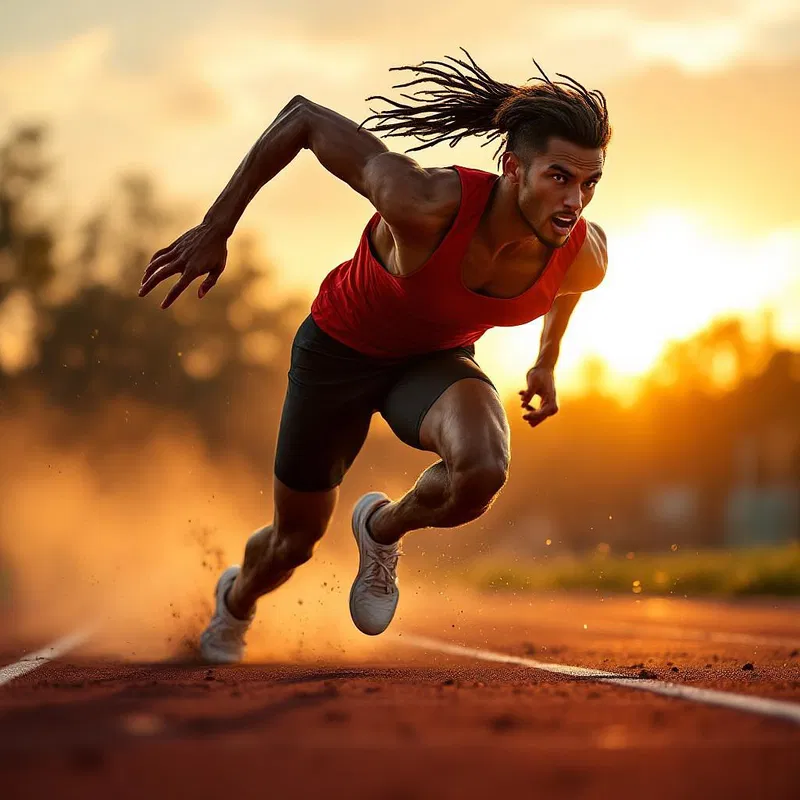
[[275, 315, 496, 492]]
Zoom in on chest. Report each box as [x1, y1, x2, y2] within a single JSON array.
[[460, 240, 553, 300]]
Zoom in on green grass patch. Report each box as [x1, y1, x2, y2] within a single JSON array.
[[466, 543, 800, 597]]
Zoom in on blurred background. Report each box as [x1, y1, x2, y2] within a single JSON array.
[[0, 1, 798, 654]]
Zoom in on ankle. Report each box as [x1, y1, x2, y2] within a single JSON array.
[[224, 583, 254, 621], [367, 503, 400, 546]]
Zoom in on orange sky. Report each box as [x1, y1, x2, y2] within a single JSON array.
[[1, 0, 798, 395]]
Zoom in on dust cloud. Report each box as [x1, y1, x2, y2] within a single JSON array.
[[0, 397, 423, 663]]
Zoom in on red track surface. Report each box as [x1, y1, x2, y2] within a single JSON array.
[[2, 594, 799, 799]]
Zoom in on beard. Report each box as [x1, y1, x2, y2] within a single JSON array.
[[516, 199, 571, 249]]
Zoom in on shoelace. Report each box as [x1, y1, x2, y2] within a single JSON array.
[[364, 542, 402, 595]]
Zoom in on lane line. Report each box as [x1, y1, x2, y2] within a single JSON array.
[[400, 634, 800, 726], [0, 628, 93, 688]]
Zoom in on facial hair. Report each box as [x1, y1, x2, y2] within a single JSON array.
[[516, 198, 570, 250]]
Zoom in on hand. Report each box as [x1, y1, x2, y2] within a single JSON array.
[[138, 222, 228, 309], [518, 366, 558, 428]]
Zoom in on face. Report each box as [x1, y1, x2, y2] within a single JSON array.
[[503, 137, 604, 248]]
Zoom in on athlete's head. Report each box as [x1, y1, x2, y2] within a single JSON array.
[[362, 49, 611, 248]]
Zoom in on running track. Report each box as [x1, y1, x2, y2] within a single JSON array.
[[2, 593, 799, 799]]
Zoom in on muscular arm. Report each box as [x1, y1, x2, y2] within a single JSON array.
[[204, 96, 439, 237], [140, 96, 449, 306]]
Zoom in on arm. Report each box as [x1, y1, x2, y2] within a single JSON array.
[[203, 96, 437, 237], [533, 292, 582, 371], [519, 222, 608, 427], [519, 294, 582, 427], [139, 96, 442, 308]]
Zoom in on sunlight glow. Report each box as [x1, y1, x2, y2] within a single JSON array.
[[479, 211, 800, 398]]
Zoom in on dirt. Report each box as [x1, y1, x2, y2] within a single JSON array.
[[1, 593, 799, 800]]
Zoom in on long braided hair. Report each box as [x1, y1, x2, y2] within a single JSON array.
[[360, 49, 611, 161]]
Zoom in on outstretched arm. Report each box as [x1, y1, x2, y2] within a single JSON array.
[[139, 96, 439, 308]]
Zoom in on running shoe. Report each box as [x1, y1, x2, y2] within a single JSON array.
[[349, 492, 401, 635], [199, 565, 253, 664]]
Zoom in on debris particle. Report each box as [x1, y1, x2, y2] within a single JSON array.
[[639, 669, 657, 679]]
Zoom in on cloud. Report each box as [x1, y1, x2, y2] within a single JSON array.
[[0, 7, 797, 294]]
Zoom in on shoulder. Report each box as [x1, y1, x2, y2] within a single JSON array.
[[560, 220, 608, 294], [365, 154, 461, 232]]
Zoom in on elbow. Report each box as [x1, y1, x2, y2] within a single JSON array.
[[278, 95, 314, 146], [280, 95, 313, 122]]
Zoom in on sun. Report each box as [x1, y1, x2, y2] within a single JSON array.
[[478, 210, 800, 399]]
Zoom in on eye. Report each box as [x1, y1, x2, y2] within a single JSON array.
[[552, 174, 567, 183], [584, 180, 598, 189]]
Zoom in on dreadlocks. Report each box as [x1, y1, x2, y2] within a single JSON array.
[[360, 49, 611, 161]]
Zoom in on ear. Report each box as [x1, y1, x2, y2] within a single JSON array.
[[501, 151, 524, 185]]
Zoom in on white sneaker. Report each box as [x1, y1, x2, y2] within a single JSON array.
[[349, 492, 401, 636], [199, 565, 253, 664]]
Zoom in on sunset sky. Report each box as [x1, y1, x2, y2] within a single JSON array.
[[2, 0, 798, 395]]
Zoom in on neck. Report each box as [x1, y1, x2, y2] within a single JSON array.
[[479, 176, 551, 262]]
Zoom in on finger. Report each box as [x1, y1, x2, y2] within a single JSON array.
[[523, 412, 549, 428], [198, 266, 223, 299], [523, 404, 558, 426], [538, 399, 559, 418], [148, 242, 177, 265], [141, 249, 177, 283], [161, 272, 196, 309], [139, 262, 182, 297]]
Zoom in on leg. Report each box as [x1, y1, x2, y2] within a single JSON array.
[[223, 315, 381, 618], [370, 377, 510, 545], [225, 478, 337, 619]]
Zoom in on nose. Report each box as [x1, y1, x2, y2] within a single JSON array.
[[563, 185, 582, 212]]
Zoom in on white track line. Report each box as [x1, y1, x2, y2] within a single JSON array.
[[400, 634, 800, 726], [0, 629, 93, 688]]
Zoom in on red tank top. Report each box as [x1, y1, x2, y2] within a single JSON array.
[[310, 165, 587, 358]]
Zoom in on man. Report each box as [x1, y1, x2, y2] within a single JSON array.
[[138, 52, 611, 663]]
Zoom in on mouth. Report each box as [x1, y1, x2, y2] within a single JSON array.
[[550, 214, 577, 236]]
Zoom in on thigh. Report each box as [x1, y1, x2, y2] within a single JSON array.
[[380, 347, 502, 453], [417, 376, 510, 469], [274, 316, 381, 492]]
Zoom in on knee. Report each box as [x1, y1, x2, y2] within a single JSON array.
[[244, 519, 327, 574], [274, 521, 327, 569], [450, 456, 508, 513]]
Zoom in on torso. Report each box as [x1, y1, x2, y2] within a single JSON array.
[[368, 168, 603, 299]]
